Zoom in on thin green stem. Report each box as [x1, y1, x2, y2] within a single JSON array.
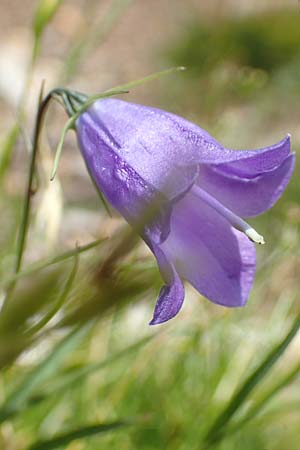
[[25, 254, 79, 336], [15, 85, 49, 274], [1, 87, 57, 310], [0, 238, 104, 289]]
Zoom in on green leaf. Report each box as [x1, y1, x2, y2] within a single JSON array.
[[26, 421, 128, 450]]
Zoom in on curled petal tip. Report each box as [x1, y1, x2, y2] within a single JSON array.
[[282, 133, 291, 147], [149, 311, 176, 326], [149, 312, 171, 326], [149, 318, 163, 326]]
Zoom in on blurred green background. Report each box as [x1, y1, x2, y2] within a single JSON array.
[[0, 1, 300, 449]]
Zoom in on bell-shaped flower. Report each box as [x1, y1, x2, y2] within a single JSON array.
[[75, 98, 294, 325]]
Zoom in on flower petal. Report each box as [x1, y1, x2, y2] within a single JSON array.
[[149, 244, 185, 325], [161, 189, 256, 307], [198, 153, 295, 217], [78, 100, 292, 203], [77, 102, 198, 201], [86, 99, 291, 164], [77, 113, 173, 244], [216, 135, 291, 176]]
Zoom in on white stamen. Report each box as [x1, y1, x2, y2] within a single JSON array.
[[191, 186, 265, 245]]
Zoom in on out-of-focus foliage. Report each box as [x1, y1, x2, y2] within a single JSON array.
[[1, 299, 299, 450], [169, 10, 300, 76], [33, 0, 64, 37], [165, 8, 300, 131]]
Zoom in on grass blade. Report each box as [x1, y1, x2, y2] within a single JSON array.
[[0, 333, 156, 420], [32, 0, 64, 62], [204, 313, 300, 446], [42, 333, 155, 394], [0, 324, 92, 422], [26, 254, 79, 335], [26, 421, 128, 450], [0, 238, 104, 288], [0, 124, 20, 182], [225, 362, 300, 437]]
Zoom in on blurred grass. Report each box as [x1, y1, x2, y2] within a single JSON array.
[[168, 10, 300, 76], [2, 302, 299, 450], [164, 8, 300, 138], [0, 2, 300, 450]]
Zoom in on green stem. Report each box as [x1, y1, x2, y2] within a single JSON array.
[[1, 87, 56, 310], [0, 238, 104, 289], [15, 87, 51, 273], [25, 254, 79, 336]]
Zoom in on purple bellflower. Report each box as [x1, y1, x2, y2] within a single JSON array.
[[75, 98, 294, 325]]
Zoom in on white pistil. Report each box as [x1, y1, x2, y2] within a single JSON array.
[[192, 186, 265, 245], [245, 228, 265, 245]]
